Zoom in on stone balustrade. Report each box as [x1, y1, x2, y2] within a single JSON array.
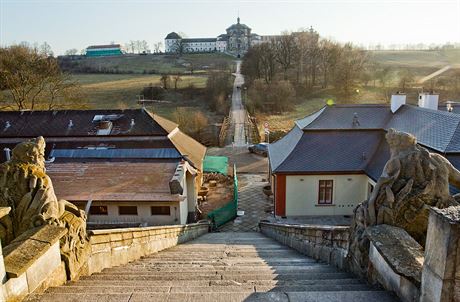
[[1, 222, 210, 301], [86, 222, 210, 275], [259, 222, 349, 269]]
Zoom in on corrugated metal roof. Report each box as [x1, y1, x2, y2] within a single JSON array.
[[50, 148, 181, 159]]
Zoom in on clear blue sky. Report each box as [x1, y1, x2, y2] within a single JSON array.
[[1, 0, 459, 55]]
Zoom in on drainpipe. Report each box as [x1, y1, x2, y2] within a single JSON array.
[[3, 148, 10, 161], [85, 199, 93, 216]]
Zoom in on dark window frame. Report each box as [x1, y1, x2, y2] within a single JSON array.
[[89, 205, 108, 215], [118, 206, 138, 216], [150, 206, 171, 216], [318, 180, 333, 205]]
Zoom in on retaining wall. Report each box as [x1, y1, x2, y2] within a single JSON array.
[[259, 222, 349, 269]]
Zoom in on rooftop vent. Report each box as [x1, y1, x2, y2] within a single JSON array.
[[447, 102, 454, 112], [96, 120, 113, 135], [130, 119, 135, 127], [352, 113, 360, 127], [68, 120, 74, 129], [4, 121, 11, 131]]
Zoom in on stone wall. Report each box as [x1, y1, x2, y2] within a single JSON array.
[[1, 222, 210, 301], [420, 207, 460, 302], [85, 222, 210, 275], [259, 222, 349, 269], [1, 225, 68, 302]]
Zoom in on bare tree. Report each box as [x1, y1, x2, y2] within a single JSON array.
[[39, 42, 53, 57], [172, 74, 182, 90], [274, 32, 296, 80], [0, 45, 83, 110], [153, 42, 163, 53], [160, 74, 171, 89], [65, 48, 79, 56]]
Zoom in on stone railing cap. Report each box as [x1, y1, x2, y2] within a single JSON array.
[[3, 224, 67, 278], [259, 221, 349, 231], [366, 224, 423, 285], [88, 222, 210, 236], [430, 206, 460, 224]]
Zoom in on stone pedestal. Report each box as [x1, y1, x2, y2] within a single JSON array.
[[0, 207, 11, 301], [420, 206, 460, 302]]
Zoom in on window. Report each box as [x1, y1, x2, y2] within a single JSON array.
[[151, 206, 171, 216], [119, 206, 138, 215], [89, 205, 108, 215], [318, 180, 333, 204]]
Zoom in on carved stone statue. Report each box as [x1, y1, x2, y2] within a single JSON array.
[[348, 129, 460, 276], [0, 137, 90, 279]]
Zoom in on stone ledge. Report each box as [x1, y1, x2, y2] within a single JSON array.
[[3, 225, 67, 278], [259, 222, 349, 232], [366, 224, 423, 286]]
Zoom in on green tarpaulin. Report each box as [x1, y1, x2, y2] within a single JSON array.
[[203, 156, 228, 175], [207, 164, 238, 229]]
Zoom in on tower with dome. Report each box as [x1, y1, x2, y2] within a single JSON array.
[[164, 17, 269, 57]]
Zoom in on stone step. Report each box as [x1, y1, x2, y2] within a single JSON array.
[[27, 232, 399, 302], [26, 291, 399, 302], [81, 272, 354, 281], [95, 267, 333, 276], [45, 284, 376, 294], [104, 264, 329, 273], [65, 278, 364, 287]]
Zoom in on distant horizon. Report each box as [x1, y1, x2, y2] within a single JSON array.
[[1, 0, 459, 55]]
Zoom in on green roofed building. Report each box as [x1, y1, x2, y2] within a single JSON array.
[[85, 44, 123, 57]]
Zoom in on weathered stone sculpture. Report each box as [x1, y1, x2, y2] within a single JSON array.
[[348, 129, 460, 276], [0, 137, 90, 279]]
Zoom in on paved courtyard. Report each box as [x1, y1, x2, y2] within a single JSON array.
[[219, 174, 273, 232]]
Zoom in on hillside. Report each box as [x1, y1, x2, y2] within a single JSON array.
[[371, 49, 460, 68], [60, 53, 235, 74]]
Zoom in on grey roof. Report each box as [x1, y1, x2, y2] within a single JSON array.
[[50, 148, 181, 159], [183, 38, 216, 43], [165, 32, 182, 39], [272, 130, 384, 174], [270, 103, 460, 180], [268, 126, 303, 172], [385, 105, 460, 153], [300, 104, 392, 130]]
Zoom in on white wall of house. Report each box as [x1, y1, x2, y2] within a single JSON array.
[[285, 174, 373, 216], [86, 201, 182, 225]]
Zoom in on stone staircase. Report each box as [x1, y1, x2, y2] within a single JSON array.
[[26, 232, 399, 302]]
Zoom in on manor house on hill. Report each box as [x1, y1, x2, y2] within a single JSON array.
[[165, 17, 275, 57]]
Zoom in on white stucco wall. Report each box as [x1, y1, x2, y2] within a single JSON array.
[[285, 174, 373, 216], [87, 201, 180, 225]]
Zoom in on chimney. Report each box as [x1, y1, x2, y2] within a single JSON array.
[[4, 148, 11, 161], [418, 91, 439, 111], [390, 92, 406, 113]]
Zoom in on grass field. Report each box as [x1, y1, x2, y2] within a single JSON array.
[[371, 49, 460, 68], [62, 53, 235, 74], [74, 74, 208, 119]]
